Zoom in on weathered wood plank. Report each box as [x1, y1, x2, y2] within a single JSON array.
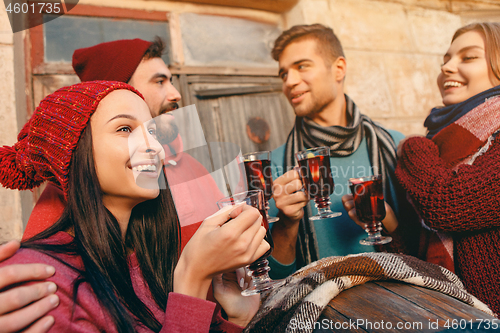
[[195, 84, 282, 98], [374, 281, 495, 322], [325, 282, 442, 332], [171, 0, 299, 14], [187, 75, 281, 84], [170, 65, 277, 76], [320, 281, 496, 333], [316, 307, 368, 333]]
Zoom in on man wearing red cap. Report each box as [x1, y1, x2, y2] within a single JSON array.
[[0, 38, 225, 332]]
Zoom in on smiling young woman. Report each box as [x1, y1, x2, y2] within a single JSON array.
[[437, 29, 500, 106], [395, 23, 500, 316], [0, 81, 269, 332]]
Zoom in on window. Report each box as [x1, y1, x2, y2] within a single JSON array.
[[43, 14, 170, 64], [29, 4, 170, 76], [179, 13, 280, 67]]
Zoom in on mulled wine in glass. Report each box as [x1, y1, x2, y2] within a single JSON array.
[[348, 175, 392, 245], [242, 151, 279, 223], [217, 190, 284, 296], [295, 147, 342, 220]]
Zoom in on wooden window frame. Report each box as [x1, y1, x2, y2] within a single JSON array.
[[25, 3, 169, 116], [28, 3, 169, 75]]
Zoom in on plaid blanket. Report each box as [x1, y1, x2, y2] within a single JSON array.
[[244, 253, 494, 333]]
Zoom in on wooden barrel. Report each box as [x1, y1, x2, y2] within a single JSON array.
[[315, 281, 496, 332]]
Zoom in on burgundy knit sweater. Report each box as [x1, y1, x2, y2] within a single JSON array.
[[0, 232, 243, 332], [395, 135, 500, 315]]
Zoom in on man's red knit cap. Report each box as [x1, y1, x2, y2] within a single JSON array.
[[72, 39, 152, 83], [0, 81, 143, 197]]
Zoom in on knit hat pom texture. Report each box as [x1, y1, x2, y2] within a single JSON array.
[[0, 81, 142, 196]]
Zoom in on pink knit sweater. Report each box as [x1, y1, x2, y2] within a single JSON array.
[[1, 232, 242, 332]]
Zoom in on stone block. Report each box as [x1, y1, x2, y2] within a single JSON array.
[[0, 189, 23, 243], [0, 0, 14, 45], [383, 53, 443, 119], [327, 0, 414, 52], [461, 13, 500, 26], [344, 50, 393, 119], [285, 0, 330, 28], [0, 45, 16, 146], [362, 0, 450, 11], [0, 44, 21, 242], [375, 117, 427, 136], [407, 7, 462, 55]]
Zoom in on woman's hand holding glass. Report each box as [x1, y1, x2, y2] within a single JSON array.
[[341, 194, 399, 234], [212, 269, 260, 327], [173, 203, 270, 300]]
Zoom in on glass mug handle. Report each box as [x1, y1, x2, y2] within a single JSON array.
[[293, 166, 308, 195]]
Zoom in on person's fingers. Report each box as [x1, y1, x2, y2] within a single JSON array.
[[0, 240, 20, 262], [342, 194, 355, 211], [203, 203, 245, 227], [228, 204, 245, 220], [221, 206, 261, 236], [341, 194, 353, 205], [347, 208, 357, 221], [276, 200, 307, 220], [274, 178, 303, 198], [21, 316, 54, 333], [0, 282, 57, 315], [249, 227, 271, 263], [246, 225, 268, 260], [0, 264, 56, 290], [347, 209, 367, 228], [275, 190, 307, 213], [284, 179, 304, 195], [235, 268, 248, 289], [221, 215, 267, 271], [212, 274, 223, 289], [231, 213, 263, 251], [276, 169, 300, 184], [285, 190, 308, 204], [0, 295, 59, 333]]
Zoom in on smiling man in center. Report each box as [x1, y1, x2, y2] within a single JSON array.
[[267, 24, 420, 278]]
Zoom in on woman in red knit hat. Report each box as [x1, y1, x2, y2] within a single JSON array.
[[0, 81, 269, 332], [395, 23, 500, 315]]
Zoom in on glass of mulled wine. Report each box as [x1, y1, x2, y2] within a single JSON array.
[[348, 175, 392, 245], [242, 151, 279, 223], [295, 147, 342, 220], [217, 190, 284, 296]]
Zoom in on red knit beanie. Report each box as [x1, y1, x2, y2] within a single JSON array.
[[72, 39, 152, 83], [0, 81, 143, 196]]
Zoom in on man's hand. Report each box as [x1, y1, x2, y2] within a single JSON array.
[[272, 169, 308, 224], [341, 194, 399, 233], [0, 240, 59, 333], [270, 169, 309, 265]]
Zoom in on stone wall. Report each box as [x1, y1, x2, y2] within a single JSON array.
[[0, 1, 23, 243], [284, 0, 500, 135]]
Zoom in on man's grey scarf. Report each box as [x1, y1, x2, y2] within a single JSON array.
[[283, 95, 399, 268]]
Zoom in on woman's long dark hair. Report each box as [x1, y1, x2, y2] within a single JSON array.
[[25, 124, 181, 332]]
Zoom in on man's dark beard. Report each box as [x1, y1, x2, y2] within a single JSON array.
[[157, 120, 179, 145], [156, 102, 180, 144], [159, 102, 179, 115]]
